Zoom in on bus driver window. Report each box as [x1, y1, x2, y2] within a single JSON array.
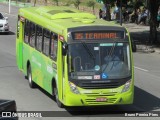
[[50, 33, 58, 61]]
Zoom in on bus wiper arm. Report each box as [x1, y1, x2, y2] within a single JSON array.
[[81, 42, 95, 60], [102, 42, 118, 73]]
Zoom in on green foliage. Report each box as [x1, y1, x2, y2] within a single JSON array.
[[64, 0, 72, 6], [86, 0, 96, 13], [134, 0, 144, 9], [86, 0, 96, 8], [101, 0, 115, 6], [101, 0, 130, 7], [52, 0, 59, 6], [15, 0, 18, 4], [72, 0, 81, 9], [21, 0, 26, 4]]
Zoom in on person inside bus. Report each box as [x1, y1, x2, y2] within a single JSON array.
[[103, 52, 130, 78], [102, 55, 120, 72], [50, 34, 58, 59]]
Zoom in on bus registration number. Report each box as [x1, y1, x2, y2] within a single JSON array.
[[96, 97, 107, 102]]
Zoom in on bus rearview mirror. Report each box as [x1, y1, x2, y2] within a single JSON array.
[[62, 42, 68, 56], [131, 37, 136, 52]]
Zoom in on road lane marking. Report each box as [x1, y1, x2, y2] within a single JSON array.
[[134, 66, 149, 72]]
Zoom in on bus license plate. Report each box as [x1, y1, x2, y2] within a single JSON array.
[[96, 97, 107, 102]]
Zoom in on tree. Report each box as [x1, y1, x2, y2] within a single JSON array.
[[22, 0, 26, 6], [101, 0, 115, 21], [134, 0, 144, 9], [52, 0, 59, 6], [73, 0, 81, 10], [34, 0, 36, 6], [86, 0, 96, 14], [16, 0, 18, 4], [148, 0, 159, 44], [64, 0, 72, 6], [44, 0, 48, 5], [100, 0, 159, 44]]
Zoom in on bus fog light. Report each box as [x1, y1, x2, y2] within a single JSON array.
[[121, 80, 131, 93], [69, 82, 80, 94]]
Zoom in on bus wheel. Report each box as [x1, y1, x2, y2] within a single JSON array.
[[53, 85, 64, 108], [27, 65, 36, 88]]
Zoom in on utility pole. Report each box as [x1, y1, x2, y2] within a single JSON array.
[[120, 0, 122, 26], [9, 0, 11, 14]]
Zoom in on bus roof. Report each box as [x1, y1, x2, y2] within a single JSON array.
[[19, 6, 123, 34]]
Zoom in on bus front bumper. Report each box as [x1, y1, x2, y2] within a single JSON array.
[[64, 90, 134, 106]]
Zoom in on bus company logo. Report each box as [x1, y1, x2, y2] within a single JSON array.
[[47, 65, 53, 74], [2, 112, 11, 117]]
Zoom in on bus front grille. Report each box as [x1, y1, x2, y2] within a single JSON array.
[[85, 98, 117, 105], [80, 82, 121, 89], [84, 92, 118, 97]]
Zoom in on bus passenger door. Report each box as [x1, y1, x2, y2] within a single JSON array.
[[56, 38, 64, 102], [16, 16, 24, 70], [58, 39, 68, 102]]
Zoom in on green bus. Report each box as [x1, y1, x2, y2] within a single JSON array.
[[16, 6, 134, 108]]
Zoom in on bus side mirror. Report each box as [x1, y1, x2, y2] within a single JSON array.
[[62, 42, 68, 56], [131, 37, 137, 52]]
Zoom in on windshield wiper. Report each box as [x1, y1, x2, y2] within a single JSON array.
[[81, 42, 95, 60], [102, 42, 118, 73]]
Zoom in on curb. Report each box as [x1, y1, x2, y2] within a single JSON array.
[[136, 45, 160, 53], [153, 48, 160, 54]]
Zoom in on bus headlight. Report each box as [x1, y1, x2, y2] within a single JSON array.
[[69, 82, 80, 94], [121, 80, 131, 93]]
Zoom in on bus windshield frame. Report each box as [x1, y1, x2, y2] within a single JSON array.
[[68, 41, 131, 80]]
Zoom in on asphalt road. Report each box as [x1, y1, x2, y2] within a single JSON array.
[[0, 3, 160, 120]]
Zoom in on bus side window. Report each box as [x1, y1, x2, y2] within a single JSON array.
[[24, 20, 30, 43], [17, 16, 20, 38], [50, 33, 58, 61], [29, 22, 36, 47], [36, 25, 43, 52], [43, 29, 50, 56]]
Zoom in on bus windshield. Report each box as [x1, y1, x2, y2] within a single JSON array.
[[68, 42, 131, 80]]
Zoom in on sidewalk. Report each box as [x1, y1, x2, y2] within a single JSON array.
[[123, 23, 160, 53]]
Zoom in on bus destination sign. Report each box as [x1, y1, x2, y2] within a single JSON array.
[[72, 31, 125, 40]]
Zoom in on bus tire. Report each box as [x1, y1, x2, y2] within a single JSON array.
[[53, 85, 64, 108], [27, 65, 36, 88]]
